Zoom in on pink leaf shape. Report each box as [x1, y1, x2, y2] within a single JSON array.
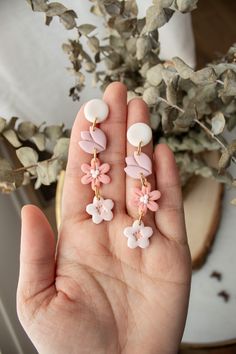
[[124, 152, 152, 179], [99, 163, 110, 174], [81, 131, 92, 141], [149, 190, 161, 200], [99, 174, 111, 184], [125, 155, 136, 165], [90, 127, 107, 150], [147, 200, 158, 212], [81, 175, 92, 184], [81, 163, 91, 173], [124, 165, 151, 179], [79, 141, 105, 154], [134, 152, 152, 175], [79, 127, 107, 154]]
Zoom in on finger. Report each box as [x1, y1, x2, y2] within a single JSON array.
[[61, 104, 93, 221], [154, 144, 187, 244], [17, 205, 56, 302], [126, 98, 155, 219], [100, 82, 127, 212]]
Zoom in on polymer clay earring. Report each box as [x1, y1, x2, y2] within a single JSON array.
[[124, 122, 161, 249], [79, 98, 114, 224]]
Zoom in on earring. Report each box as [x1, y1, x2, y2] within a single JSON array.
[[79, 98, 114, 224], [124, 122, 161, 249]]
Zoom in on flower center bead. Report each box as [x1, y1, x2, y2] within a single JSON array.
[[91, 168, 100, 178], [140, 194, 149, 204]]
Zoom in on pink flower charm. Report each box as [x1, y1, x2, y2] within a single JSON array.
[[133, 182, 161, 215], [124, 220, 153, 249], [86, 196, 114, 224], [81, 158, 111, 189]]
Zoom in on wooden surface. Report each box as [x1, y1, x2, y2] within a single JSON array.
[[192, 0, 236, 69], [181, 0, 236, 352]]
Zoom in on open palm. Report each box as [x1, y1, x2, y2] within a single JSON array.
[[17, 82, 191, 354]]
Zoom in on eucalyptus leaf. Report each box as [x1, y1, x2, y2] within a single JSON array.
[[0, 158, 12, 171], [27, 0, 48, 12], [143, 86, 160, 105], [231, 198, 236, 206], [16, 147, 38, 174], [218, 149, 231, 171], [17, 121, 37, 140], [143, 5, 174, 33], [31, 132, 46, 151], [59, 10, 77, 30], [176, 0, 198, 12], [172, 57, 193, 79], [190, 67, 216, 85], [77, 24, 96, 35], [136, 37, 151, 60], [44, 124, 64, 142], [2, 129, 22, 148], [146, 64, 163, 86], [222, 70, 236, 96], [35, 159, 60, 187], [211, 112, 225, 135], [0, 117, 6, 133], [153, 0, 174, 7], [87, 36, 100, 53], [46, 2, 67, 16], [53, 137, 70, 165]]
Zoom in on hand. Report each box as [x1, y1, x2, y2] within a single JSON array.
[[17, 82, 191, 354]]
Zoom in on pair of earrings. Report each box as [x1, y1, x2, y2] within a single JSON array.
[[79, 98, 161, 249]]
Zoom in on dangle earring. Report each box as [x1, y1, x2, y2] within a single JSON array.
[[79, 98, 114, 224], [124, 122, 161, 249]]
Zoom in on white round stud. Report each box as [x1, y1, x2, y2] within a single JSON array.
[[127, 122, 152, 147], [84, 99, 109, 123]]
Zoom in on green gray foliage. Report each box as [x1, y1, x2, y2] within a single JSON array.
[[0, 0, 236, 194]]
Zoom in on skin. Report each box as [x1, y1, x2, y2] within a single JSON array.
[[17, 82, 192, 354]]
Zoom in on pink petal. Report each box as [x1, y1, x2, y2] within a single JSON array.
[[149, 190, 161, 201], [125, 155, 136, 165], [81, 131, 92, 141], [79, 141, 105, 154], [124, 166, 151, 179], [81, 163, 91, 173], [99, 174, 111, 184], [99, 163, 110, 174], [147, 200, 159, 212], [133, 187, 143, 197], [81, 175, 92, 184], [134, 152, 152, 175], [89, 127, 107, 150]]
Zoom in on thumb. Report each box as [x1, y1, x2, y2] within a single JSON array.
[[17, 204, 56, 301]]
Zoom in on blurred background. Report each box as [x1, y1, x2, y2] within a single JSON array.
[[0, 0, 236, 353]]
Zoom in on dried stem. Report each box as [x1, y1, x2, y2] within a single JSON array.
[[158, 97, 236, 164], [14, 156, 58, 173]]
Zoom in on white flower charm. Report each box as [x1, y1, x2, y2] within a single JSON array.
[[123, 220, 153, 249], [86, 196, 114, 224]]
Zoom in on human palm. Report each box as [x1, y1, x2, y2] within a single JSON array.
[[17, 82, 191, 354]]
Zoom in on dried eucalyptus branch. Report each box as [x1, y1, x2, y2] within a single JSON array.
[[1, 0, 236, 193]]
